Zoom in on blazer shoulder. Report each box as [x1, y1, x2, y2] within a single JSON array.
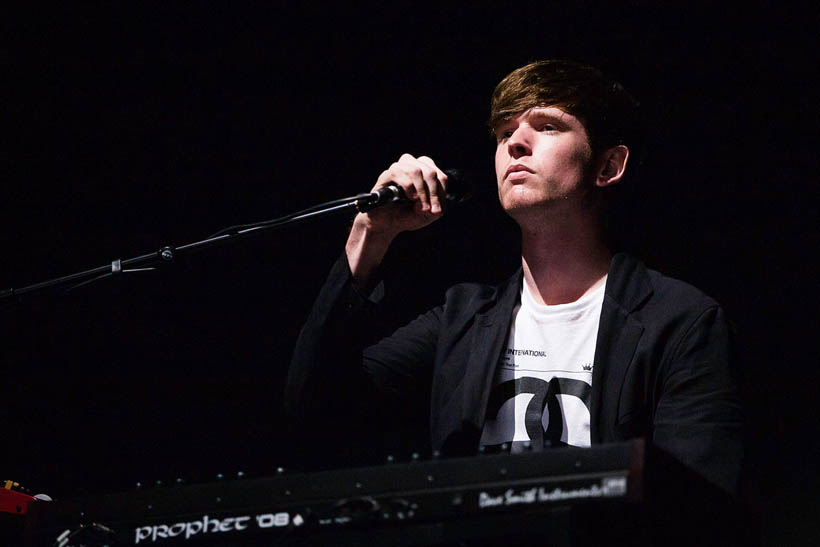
[[644, 267, 720, 315], [609, 253, 719, 318]]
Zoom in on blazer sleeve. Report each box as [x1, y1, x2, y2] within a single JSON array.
[[284, 253, 441, 423], [651, 305, 744, 495]]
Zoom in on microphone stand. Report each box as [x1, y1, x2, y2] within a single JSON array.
[[0, 191, 383, 303]]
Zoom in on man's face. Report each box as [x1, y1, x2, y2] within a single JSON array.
[[494, 106, 595, 223]]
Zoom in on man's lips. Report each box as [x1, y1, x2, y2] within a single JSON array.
[[505, 164, 534, 181]]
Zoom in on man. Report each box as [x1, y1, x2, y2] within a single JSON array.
[[285, 60, 743, 498]]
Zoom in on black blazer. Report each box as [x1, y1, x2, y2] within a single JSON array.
[[286, 253, 743, 494]]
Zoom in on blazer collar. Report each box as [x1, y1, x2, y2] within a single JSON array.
[[603, 252, 654, 314]]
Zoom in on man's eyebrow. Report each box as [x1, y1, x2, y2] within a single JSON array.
[[526, 109, 568, 123], [493, 109, 568, 133]]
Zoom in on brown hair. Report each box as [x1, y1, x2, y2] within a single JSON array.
[[489, 60, 640, 156]]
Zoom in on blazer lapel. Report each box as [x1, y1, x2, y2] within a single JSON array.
[[466, 276, 521, 429], [451, 270, 522, 450], [589, 254, 653, 443]]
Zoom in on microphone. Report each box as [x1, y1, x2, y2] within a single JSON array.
[[356, 168, 473, 213]]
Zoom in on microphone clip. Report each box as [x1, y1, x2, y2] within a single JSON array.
[[355, 185, 404, 213]]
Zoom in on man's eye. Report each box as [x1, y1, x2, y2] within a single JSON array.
[[497, 130, 513, 141], [541, 124, 557, 132]]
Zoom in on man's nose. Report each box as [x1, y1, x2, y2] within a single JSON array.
[[507, 127, 532, 158]]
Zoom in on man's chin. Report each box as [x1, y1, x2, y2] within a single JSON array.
[[501, 192, 553, 212], [502, 195, 582, 228], [502, 200, 549, 223]]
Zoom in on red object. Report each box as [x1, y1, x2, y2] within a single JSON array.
[[0, 488, 35, 515]]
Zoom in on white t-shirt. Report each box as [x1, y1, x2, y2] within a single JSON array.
[[479, 277, 606, 452]]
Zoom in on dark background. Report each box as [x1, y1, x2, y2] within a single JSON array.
[[2, 4, 817, 544]]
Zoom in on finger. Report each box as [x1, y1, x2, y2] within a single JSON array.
[[416, 162, 441, 214], [374, 161, 414, 193], [407, 163, 431, 212], [416, 155, 448, 189], [373, 167, 396, 192], [380, 161, 416, 201], [395, 155, 432, 211], [417, 156, 446, 213], [374, 163, 423, 215], [398, 152, 418, 165]]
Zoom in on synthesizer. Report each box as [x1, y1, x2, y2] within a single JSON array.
[[24, 440, 648, 546]]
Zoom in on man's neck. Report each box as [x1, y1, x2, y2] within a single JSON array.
[[519, 213, 612, 306]]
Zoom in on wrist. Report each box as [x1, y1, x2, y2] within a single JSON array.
[[346, 216, 396, 290]]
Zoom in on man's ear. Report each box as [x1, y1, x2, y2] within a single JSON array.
[[595, 145, 629, 187]]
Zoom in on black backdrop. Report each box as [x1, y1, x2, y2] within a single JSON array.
[[2, 4, 818, 544]]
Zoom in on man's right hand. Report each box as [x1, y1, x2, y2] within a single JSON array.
[[345, 154, 449, 291]]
